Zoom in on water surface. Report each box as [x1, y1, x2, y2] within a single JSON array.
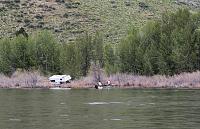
[[0, 89, 200, 129]]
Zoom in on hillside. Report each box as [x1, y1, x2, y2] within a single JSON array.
[[0, 0, 199, 43]]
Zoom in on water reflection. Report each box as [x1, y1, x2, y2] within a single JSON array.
[[0, 89, 200, 129]]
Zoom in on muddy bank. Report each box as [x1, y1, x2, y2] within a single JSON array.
[[1, 71, 200, 89]]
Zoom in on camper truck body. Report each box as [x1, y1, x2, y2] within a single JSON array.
[[49, 75, 71, 85]]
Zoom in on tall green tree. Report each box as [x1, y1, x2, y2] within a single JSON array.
[[33, 31, 60, 74], [118, 27, 142, 74], [0, 38, 13, 75], [92, 33, 104, 67], [76, 34, 93, 76], [60, 43, 82, 78], [103, 44, 117, 75], [12, 36, 33, 70]]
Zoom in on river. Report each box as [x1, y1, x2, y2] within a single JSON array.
[[0, 89, 200, 129]]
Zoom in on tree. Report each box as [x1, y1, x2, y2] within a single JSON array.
[[92, 33, 104, 67], [76, 33, 93, 76], [103, 44, 117, 75], [0, 38, 13, 75], [118, 27, 142, 73], [12, 36, 32, 70], [33, 31, 60, 74], [117, 9, 200, 75], [60, 43, 82, 78]]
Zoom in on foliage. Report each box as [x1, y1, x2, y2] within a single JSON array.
[[118, 9, 200, 75], [60, 43, 82, 78], [0, 31, 61, 75], [0, 39, 13, 75], [0, 9, 199, 78], [32, 31, 60, 74], [103, 44, 117, 75]]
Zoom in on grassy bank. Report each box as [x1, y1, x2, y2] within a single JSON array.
[[1, 71, 200, 89]]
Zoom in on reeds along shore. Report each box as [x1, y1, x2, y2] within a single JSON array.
[[1, 70, 200, 89], [0, 71, 50, 88]]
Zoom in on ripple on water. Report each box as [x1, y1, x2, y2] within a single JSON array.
[[59, 114, 69, 117], [9, 118, 21, 122], [104, 118, 122, 121], [86, 102, 109, 105], [109, 102, 123, 104], [86, 102, 123, 105], [148, 103, 155, 105], [110, 118, 121, 121]]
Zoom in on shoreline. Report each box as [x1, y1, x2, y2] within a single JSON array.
[[1, 71, 200, 89], [1, 85, 200, 90]]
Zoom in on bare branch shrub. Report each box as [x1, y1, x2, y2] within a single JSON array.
[[89, 63, 107, 84], [1, 70, 200, 88], [70, 71, 200, 88], [0, 70, 50, 88]]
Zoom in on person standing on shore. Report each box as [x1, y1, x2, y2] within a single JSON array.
[[98, 81, 102, 86], [107, 80, 111, 86]]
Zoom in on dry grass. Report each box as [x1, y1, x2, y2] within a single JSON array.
[[108, 71, 200, 88], [1, 70, 200, 89], [69, 71, 200, 89], [0, 70, 51, 88]]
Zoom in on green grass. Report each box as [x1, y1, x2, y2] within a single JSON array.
[[0, 0, 198, 43], [78, 0, 185, 43]]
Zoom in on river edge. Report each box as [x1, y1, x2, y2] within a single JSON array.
[[1, 85, 200, 90], [1, 71, 200, 89], [1, 87, 200, 90]]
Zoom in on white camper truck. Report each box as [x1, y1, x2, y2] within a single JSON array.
[[49, 75, 71, 85]]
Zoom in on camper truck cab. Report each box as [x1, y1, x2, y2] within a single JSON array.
[[49, 75, 71, 85]]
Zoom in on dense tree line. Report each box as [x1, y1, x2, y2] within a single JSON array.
[[0, 31, 61, 75], [0, 9, 199, 77], [118, 9, 200, 75], [0, 31, 105, 78]]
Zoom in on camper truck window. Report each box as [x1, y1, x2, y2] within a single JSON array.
[[50, 80, 55, 82]]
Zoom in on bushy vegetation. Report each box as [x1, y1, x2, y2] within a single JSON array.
[[0, 9, 199, 78], [0, 31, 61, 75], [0, 31, 105, 78], [118, 9, 200, 75]]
